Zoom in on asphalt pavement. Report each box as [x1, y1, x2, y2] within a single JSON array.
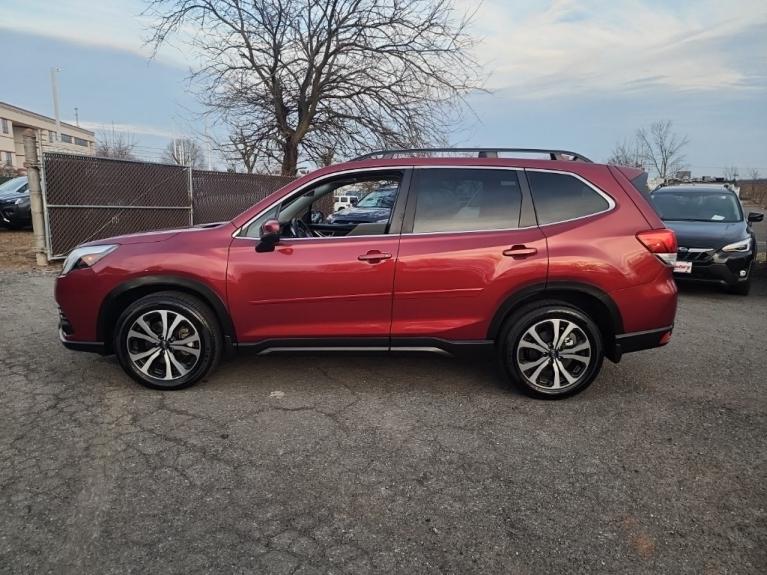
[[1, 269, 765, 574]]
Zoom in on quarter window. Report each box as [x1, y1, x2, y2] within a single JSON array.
[[527, 171, 610, 225]]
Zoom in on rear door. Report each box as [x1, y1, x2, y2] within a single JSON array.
[[391, 167, 548, 341]]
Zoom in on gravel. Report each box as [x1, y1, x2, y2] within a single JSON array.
[[1, 268, 765, 574]]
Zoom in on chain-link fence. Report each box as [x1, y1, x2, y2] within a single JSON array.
[[42, 153, 294, 259], [192, 170, 294, 224]]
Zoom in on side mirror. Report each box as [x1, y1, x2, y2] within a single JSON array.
[[747, 212, 764, 223], [256, 219, 281, 253], [350, 197, 358, 206]]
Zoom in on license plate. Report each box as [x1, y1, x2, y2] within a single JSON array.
[[674, 261, 692, 274]]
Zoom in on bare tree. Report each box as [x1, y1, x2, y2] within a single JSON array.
[[95, 126, 138, 160], [723, 165, 739, 181], [607, 138, 645, 168], [145, 0, 482, 176], [215, 124, 270, 173], [161, 138, 204, 167], [636, 121, 689, 180]]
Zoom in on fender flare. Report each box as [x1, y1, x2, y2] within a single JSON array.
[[487, 281, 624, 341], [97, 275, 237, 351]]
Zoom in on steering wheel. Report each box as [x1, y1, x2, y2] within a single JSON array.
[[289, 217, 312, 238]]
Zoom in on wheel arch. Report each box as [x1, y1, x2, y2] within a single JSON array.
[[98, 275, 236, 355], [488, 281, 624, 362]]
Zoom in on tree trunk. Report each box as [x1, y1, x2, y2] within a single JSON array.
[[281, 139, 299, 177]]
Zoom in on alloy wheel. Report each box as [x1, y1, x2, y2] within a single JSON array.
[[515, 318, 592, 391], [126, 309, 201, 381]]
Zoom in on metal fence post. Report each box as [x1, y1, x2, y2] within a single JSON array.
[[188, 165, 194, 226], [23, 129, 48, 266]]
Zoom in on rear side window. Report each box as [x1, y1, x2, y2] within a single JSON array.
[[527, 171, 610, 225], [411, 168, 522, 233]]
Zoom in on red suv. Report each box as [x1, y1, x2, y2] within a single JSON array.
[[56, 148, 678, 398]]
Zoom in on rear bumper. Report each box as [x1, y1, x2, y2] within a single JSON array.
[[614, 325, 673, 359]]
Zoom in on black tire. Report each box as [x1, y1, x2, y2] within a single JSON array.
[[114, 291, 223, 390], [498, 301, 604, 399]]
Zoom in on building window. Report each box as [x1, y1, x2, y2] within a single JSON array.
[[3, 151, 13, 166], [1, 119, 9, 134], [60, 134, 73, 144], [49, 130, 56, 142], [74, 137, 89, 147]]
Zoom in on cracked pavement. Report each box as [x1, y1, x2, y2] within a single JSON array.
[[1, 269, 765, 574]]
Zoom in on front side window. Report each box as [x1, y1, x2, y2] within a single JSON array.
[[243, 172, 402, 238], [410, 168, 522, 233], [527, 171, 610, 225]]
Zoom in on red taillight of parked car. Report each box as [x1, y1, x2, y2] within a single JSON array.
[[636, 229, 678, 265]]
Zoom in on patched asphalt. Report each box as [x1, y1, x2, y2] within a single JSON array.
[[1, 268, 765, 574]]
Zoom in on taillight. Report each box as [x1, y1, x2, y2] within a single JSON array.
[[636, 229, 677, 265]]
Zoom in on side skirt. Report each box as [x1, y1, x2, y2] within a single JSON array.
[[237, 337, 496, 357]]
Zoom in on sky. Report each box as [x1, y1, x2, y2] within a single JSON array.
[[1, 0, 765, 175]]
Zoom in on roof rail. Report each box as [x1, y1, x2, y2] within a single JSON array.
[[352, 147, 593, 163]]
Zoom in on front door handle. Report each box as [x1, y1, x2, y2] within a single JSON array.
[[503, 245, 538, 258], [358, 250, 392, 263]]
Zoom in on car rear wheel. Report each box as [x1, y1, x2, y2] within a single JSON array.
[[500, 302, 604, 399], [114, 291, 222, 390]]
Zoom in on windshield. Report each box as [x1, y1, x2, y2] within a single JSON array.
[[651, 191, 742, 223], [0, 177, 27, 193], [356, 189, 396, 209]]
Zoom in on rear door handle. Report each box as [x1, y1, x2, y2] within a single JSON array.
[[503, 245, 538, 258], [358, 250, 392, 263]]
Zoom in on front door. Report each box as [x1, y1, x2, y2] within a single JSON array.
[[391, 167, 548, 341], [227, 169, 409, 342]]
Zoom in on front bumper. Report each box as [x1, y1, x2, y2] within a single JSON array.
[[0, 202, 31, 226], [58, 308, 106, 353], [674, 250, 753, 287]]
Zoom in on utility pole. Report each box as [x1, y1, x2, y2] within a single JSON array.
[[74, 107, 79, 127], [50, 67, 62, 146], [23, 130, 48, 266], [205, 119, 212, 170]]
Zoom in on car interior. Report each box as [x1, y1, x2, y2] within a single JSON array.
[[244, 173, 402, 239]]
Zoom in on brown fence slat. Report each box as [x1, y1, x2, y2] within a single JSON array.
[[192, 170, 293, 224]]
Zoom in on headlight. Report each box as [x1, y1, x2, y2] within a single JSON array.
[[375, 218, 389, 223], [14, 198, 24, 205], [721, 238, 752, 252], [61, 244, 118, 275]]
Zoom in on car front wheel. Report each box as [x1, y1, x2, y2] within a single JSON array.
[[114, 291, 222, 390], [500, 302, 604, 399]]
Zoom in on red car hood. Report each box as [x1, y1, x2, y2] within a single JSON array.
[[80, 222, 234, 247]]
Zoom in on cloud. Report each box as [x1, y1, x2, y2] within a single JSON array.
[[458, 0, 767, 97], [79, 122, 178, 140], [0, 0, 188, 67]]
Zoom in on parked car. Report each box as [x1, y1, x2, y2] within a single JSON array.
[[326, 185, 398, 226], [56, 148, 678, 398], [0, 176, 31, 229], [651, 185, 763, 295], [333, 193, 360, 212]]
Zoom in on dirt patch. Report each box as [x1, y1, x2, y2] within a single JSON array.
[[0, 229, 60, 271]]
